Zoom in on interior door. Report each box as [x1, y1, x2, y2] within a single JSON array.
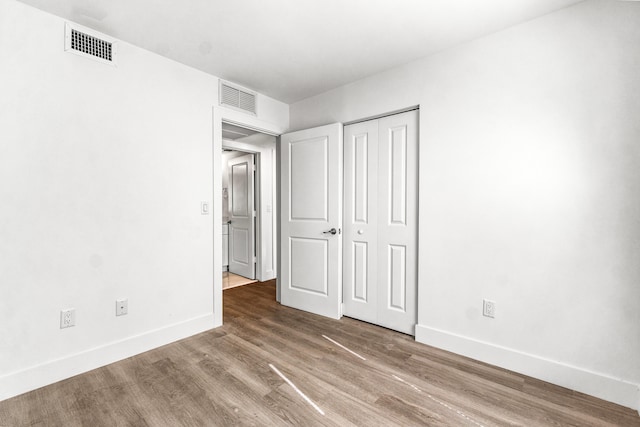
[[228, 153, 256, 279], [280, 123, 343, 319], [343, 110, 418, 335]]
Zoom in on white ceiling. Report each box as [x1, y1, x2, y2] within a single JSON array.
[[17, 0, 584, 104]]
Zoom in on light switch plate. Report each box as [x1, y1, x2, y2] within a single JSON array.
[[201, 201, 209, 215]]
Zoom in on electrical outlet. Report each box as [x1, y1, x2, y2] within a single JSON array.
[[483, 299, 496, 318], [60, 309, 76, 328], [116, 299, 128, 316]]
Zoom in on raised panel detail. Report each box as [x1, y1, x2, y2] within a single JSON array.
[[389, 126, 407, 225], [231, 162, 249, 217], [353, 133, 368, 224], [352, 241, 368, 301], [388, 245, 406, 311], [290, 238, 328, 295], [231, 227, 249, 265], [290, 137, 328, 221]]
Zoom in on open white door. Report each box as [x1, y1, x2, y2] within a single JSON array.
[[280, 123, 343, 319], [228, 153, 256, 279]]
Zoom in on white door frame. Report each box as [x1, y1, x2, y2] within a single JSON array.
[[212, 107, 285, 326]]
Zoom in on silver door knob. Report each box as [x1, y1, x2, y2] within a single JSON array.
[[323, 228, 337, 235], [357, 229, 364, 235]]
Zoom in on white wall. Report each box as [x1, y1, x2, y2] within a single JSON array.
[[0, 0, 288, 401], [290, 0, 640, 410]]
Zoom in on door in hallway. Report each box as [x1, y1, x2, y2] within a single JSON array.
[[228, 153, 256, 279]]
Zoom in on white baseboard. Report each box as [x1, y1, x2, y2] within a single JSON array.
[[415, 324, 639, 412], [0, 313, 218, 402]]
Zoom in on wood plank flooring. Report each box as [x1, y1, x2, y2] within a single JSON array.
[[223, 272, 258, 290], [1, 281, 638, 426]]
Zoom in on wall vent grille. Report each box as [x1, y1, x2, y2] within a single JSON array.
[[219, 81, 257, 115], [65, 23, 117, 66], [71, 29, 112, 61]]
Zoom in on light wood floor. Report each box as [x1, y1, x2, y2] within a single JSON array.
[[222, 272, 257, 290], [1, 281, 638, 426]]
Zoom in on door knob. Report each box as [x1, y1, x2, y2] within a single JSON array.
[[357, 229, 364, 235], [323, 228, 338, 235]]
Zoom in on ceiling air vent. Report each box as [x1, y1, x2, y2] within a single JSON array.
[[219, 81, 257, 115], [64, 23, 117, 66]]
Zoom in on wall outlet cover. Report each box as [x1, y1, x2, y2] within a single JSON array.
[[483, 299, 496, 318], [60, 309, 76, 328], [116, 299, 128, 316]]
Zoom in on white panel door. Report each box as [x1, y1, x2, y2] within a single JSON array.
[[343, 110, 418, 335], [280, 123, 342, 319], [228, 153, 255, 279], [343, 119, 378, 324], [377, 111, 418, 334]]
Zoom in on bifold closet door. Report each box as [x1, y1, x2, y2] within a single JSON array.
[[343, 110, 418, 335], [343, 119, 379, 325]]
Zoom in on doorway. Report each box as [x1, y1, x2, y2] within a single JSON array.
[[221, 122, 277, 292], [222, 149, 257, 288]]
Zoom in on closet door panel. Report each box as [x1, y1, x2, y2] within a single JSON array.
[[343, 120, 378, 324], [377, 110, 418, 335]]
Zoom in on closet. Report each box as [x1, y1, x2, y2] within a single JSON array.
[[343, 110, 418, 335]]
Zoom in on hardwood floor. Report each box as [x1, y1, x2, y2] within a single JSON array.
[[223, 272, 258, 290], [1, 281, 638, 426]]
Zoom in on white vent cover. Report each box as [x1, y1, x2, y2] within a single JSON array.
[[65, 23, 117, 66], [219, 81, 257, 115]]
